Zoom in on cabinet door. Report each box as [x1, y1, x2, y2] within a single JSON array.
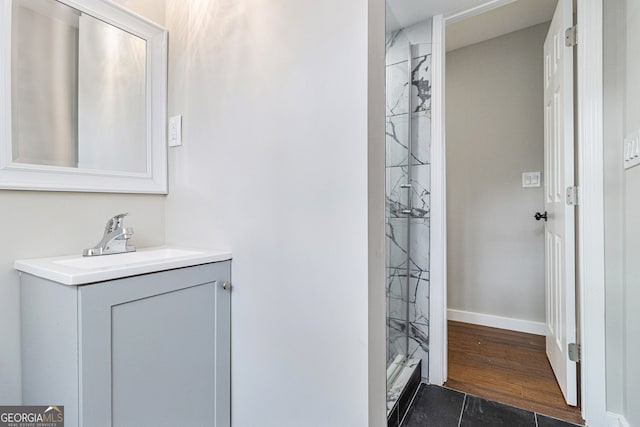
[[78, 262, 230, 427]]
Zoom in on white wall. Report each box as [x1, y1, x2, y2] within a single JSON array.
[[0, 192, 165, 403], [623, 1, 640, 424], [0, 0, 166, 405], [164, 0, 385, 426], [603, 0, 640, 424], [446, 23, 548, 325]]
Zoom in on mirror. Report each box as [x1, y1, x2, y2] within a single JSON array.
[[0, 0, 168, 193]]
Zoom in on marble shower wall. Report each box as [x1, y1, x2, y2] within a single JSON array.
[[385, 19, 432, 379]]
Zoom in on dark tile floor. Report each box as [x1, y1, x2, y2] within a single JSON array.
[[402, 384, 582, 427]]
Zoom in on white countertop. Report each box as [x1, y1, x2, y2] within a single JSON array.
[[15, 246, 232, 285]]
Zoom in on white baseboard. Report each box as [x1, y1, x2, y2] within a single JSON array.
[[607, 412, 630, 427], [447, 309, 546, 336]]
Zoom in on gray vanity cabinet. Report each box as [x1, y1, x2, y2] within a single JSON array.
[[20, 261, 231, 427]]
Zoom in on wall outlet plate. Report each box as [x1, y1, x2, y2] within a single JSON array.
[[624, 130, 640, 170], [522, 172, 541, 188], [168, 115, 182, 147]]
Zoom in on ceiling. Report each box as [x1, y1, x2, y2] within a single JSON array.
[[386, 0, 558, 51], [446, 0, 557, 51]]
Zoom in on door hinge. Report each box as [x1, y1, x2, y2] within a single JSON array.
[[566, 186, 579, 206], [565, 25, 577, 47], [568, 343, 581, 362]]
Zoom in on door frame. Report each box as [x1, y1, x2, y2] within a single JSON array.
[[428, 1, 606, 425]]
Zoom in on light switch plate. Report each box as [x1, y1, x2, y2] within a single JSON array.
[[522, 172, 541, 188], [624, 130, 640, 170], [168, 115, 182, 147]]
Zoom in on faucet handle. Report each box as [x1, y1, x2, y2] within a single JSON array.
[[105, 213, 128, 233]]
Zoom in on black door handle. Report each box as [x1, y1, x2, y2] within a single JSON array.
[[535, 211, 548, 221]]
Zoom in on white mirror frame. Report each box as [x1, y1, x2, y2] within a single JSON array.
[[0, 0, 168, 194]]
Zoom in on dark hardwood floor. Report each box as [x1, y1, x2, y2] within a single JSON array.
[[444, 321, 584, 425]]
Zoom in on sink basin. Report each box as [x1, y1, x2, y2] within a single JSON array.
[[15, 246, 232, 285], [54, 248, 202, 270]]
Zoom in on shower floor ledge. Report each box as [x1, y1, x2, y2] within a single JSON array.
[[387, 357, 421, 415]]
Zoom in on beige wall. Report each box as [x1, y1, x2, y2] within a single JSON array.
[[446, 23, 549, 323], [0, 0, 166, 404], [112, 0, 165, 26], [603, 0, 625, 415]]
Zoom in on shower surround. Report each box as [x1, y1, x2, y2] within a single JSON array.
[[385, 19, 432, 382]]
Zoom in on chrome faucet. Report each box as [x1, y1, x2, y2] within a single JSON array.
[[83, 213, 136, 256]]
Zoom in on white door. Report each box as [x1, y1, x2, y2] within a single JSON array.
[[543, 0, 577, 407]]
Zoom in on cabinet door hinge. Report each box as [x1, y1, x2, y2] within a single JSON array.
[[565, 25, 577, 47], [566, 186, 579, 206], [568, 343, 581, 362]]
